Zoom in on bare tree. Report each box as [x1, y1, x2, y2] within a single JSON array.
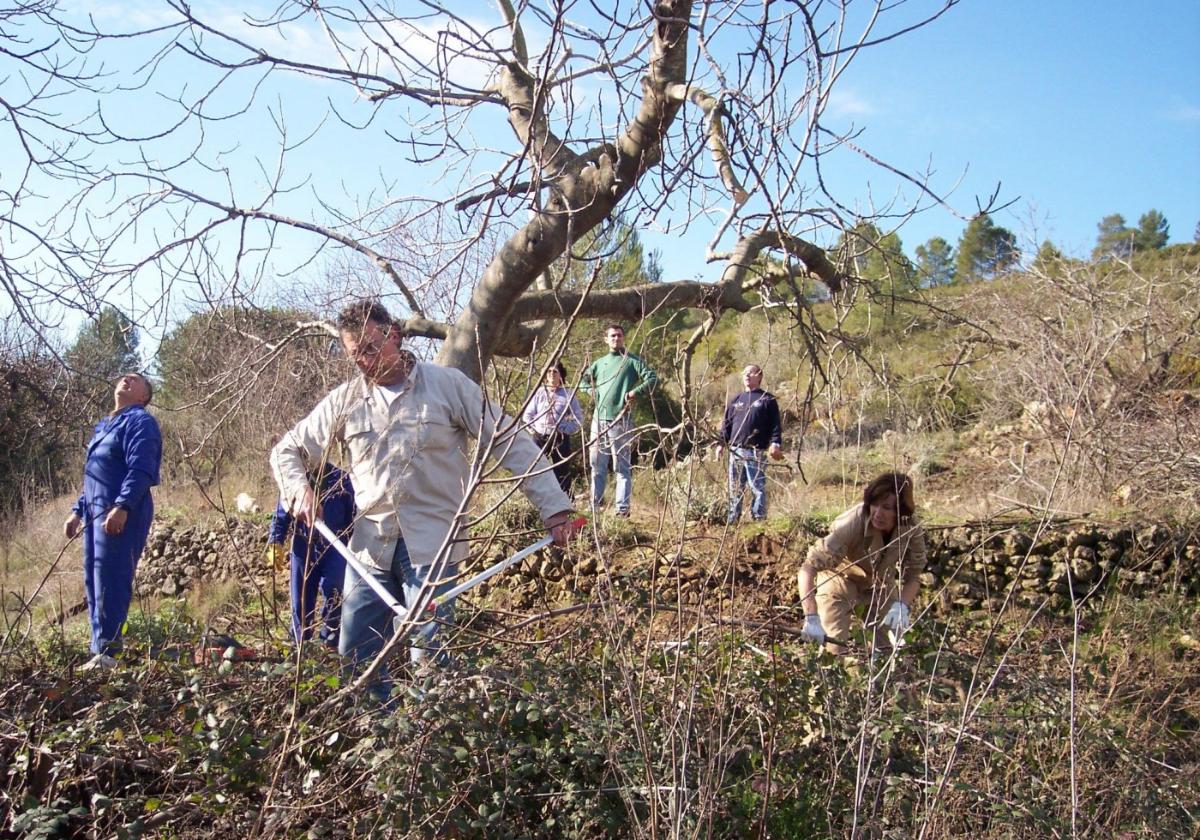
[[0, 0, 107, 332], [2, 0, 975, 385]]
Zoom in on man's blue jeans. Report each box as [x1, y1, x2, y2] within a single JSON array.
[[590, 415, 634, 514], [338, 538, 456, 699], [728, 446, 768, 522]]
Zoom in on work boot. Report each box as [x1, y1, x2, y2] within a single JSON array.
[[80, 653, 118, 671]]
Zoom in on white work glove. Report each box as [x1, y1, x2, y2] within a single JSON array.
[[882, 601, 911, 636], [801, 614, 826, 645]]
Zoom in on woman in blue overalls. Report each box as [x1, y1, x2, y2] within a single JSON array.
[[63, 373, 162, 671]]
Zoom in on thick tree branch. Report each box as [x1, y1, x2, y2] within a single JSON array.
[[497, 61, 581, 179], [495, 0, 530, 67], [510, 227, 844, 324], [438, 0, 695, 380]]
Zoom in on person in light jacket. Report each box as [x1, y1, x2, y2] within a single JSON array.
[[270, 300, 577, 698], [798, 472, 927, 654], [64, 373, 162, 671], [522, 362, 584, 493]]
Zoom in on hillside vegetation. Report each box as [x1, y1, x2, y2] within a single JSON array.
[[2, 252, 1199, 838]]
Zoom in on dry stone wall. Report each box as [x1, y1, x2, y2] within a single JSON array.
[[132, 516, 1199, 615], [136, 518, 268, 598], [491, 519, 1200, 613], [921, 521, 1199, 613]]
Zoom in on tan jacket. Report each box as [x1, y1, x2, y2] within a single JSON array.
[[804, 503, 927, 589], [270, 361, 571, 571]]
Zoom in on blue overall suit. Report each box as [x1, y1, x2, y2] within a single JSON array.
[[72, 405, 162, 656], [268, 466, 355, 646]]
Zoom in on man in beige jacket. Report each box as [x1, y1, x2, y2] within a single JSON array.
[[271, 300, 576, 696], [797, 472, 927, 654]]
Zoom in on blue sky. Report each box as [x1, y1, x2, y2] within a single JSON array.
[[793, 0, 1200, 259], [2, 0, 1198, 342]]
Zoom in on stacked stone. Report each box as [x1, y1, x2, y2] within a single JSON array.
[[919, 522, 1198, 613], [128, 513, 1199, 615], [401, 521, 1200, 613], [135, 518, 269, 598]]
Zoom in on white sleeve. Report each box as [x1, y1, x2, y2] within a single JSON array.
[[269, 387, 345, 506]]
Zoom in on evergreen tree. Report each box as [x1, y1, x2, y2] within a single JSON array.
[[1133, 209, 1169, 251], [914, 236, 955, 287], [644, 247, 664, 283], [954, 214, 1019, 282], [1092, 213, 1134, 260], [66, 306, 141, 384], [1031, 239, 1066, 277], [834, 222, 916, 290], [64, 306, 142, 413], [561, 220, 660, 289]]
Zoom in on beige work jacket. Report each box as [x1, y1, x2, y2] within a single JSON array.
[[804, 503, 927, 589], [270, 361, 572, 571]]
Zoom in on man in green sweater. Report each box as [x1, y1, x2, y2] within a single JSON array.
[[580, 323, 658, 517]]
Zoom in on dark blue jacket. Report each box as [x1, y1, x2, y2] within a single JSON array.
[[268, 466, 355, 565], [73, 405, 162, 519], [721, 388, 783, 450]]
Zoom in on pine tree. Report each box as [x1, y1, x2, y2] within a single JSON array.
[[954, 215, 1018, 282], [561, 220, 660, 289], [65, 306, 142, 406], [1092, 213, 1134, 260], [914, 236, 955, 287], [834, 222, 916, 290], [1031, 239, 1066, 277], [1133, 209, 1169, 251]]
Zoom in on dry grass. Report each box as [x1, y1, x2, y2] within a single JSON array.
[[0, 494, 86, 631], [0, 471, 277, 636]]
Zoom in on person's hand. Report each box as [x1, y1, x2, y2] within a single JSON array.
[[265, 543, 288, 572], [624, 391, 637, 407], [63, 513, 83, 540], [289, 486, 321, 529], [768, 443, 784, 461], [882, 601, 911, 636], [801, 613, 826, 645], [545, 510, 583, 547], [103, 507, 128, 536]]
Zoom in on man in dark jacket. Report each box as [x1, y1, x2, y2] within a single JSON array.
[[720, 364, 783, 523], [266, 463, 355, 648]]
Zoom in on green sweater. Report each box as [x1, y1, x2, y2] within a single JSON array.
[[580, 350, 658, 421]]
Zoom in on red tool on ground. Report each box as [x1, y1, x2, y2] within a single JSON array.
[[193, 633, 259, 665]]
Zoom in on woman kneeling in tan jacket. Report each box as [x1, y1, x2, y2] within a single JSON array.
[[798, 472, 927, 654]]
